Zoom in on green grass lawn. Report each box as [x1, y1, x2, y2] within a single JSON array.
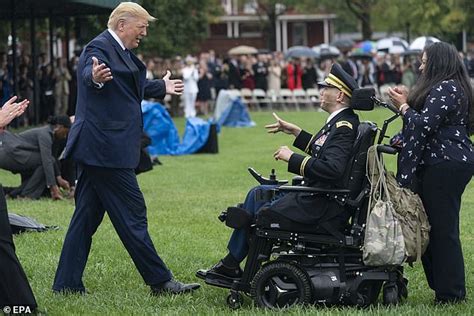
[[2, 109, 473, 315]]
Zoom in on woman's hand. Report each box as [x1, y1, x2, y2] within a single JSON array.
[[0, 96, 29, 128], [387, 86, 408, 108], [273, 145, 294, 162], [265, 112, 302, 136]]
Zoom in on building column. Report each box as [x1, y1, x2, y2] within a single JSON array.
[[276, 19, 281, 51], [282, 20, 288, 52], [323, 19, 329, 44], [233, 21, 239, 38], [227, 21, 233, 38]]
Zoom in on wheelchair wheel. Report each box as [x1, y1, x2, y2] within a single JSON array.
[[382, 282, 399, 305], [226, 291, 243, 309], [250, 261, 312, 309], [357, 281, 383, 307]]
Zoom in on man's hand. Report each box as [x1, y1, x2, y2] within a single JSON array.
[[0, 96, 29, 127], [50, 185, 63, 201], [56, 176, 71, 192], [265, 112, 302, 136], [92, 56, 113, 84], [163, 70, 184, 95], [273, 145, 294, 162]]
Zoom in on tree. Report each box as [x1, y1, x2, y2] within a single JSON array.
[[344, 0, 376, 40], [139, 0, 221, 58]]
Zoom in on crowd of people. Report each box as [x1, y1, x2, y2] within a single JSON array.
[[2, 41, 474, 122]]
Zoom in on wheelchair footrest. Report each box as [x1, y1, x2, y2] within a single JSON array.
[[204, 272, 241, 289]]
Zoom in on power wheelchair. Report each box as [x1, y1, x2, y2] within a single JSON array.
[[204, 88, 406, 309]]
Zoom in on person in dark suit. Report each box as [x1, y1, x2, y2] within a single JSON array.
[[52, 2, 199, 295], [0, 96, 37, 312], [196, 64, 360, 284], [0, 115, 71, 200], [388, 42, 474, 304]]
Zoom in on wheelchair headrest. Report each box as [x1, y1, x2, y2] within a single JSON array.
[[350, 88, 376, 111]]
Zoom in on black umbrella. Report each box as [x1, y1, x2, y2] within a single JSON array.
[[350, 51, 373, 60], [8, 213, 58, 234], [285, 46, 319, 59], [330, 38, 355, 51]]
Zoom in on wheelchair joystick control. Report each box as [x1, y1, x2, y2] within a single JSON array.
[[269, 169, 276, 181], [248, 167, 288, 186]]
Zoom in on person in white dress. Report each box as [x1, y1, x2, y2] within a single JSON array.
[[181, 56, 199, 118]]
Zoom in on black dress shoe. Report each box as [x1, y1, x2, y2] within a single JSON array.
[[151, 279, 200, 295], [196, 260, 242, 280]]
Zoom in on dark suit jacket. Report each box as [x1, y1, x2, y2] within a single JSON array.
[[0, 126, 56, 187], [270, 108, 360, 224], [65, 30, 167, 168]]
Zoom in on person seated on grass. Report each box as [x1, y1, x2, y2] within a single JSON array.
[[196, 63, 361, 284], [0, 115, 71, 200]]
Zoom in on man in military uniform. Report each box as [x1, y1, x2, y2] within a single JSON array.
[[196, 63, 360, 285]]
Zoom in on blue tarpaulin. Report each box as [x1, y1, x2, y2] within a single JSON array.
[[141, 101, 211, 155], [213, 90, 255, 127]]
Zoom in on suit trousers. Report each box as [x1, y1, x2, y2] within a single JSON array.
[[0, 186, 37, 310], [227, 185, 279, 262], [420, 161, 474, 302], [52, 164, 171, 292], [0, 149, 46, 199]]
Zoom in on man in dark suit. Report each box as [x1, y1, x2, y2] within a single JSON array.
[[0, 115, 71, 200], [196, 64, 360, 285], [52, 2, 199, 295]]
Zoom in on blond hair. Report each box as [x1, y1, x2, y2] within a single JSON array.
[[107, 2, 156, 30]]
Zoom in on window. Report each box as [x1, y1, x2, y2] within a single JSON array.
[[210, 23, 228, 38], [239, 22, 262, 38], [292, 22, 307, 46]]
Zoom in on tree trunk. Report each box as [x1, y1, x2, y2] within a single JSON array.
[[361, 11, 372, 40]]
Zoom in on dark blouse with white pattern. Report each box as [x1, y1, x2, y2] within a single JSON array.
[[397, 79, 474, 186]]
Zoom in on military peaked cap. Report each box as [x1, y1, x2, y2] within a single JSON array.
[[318, 63, 358, 98]]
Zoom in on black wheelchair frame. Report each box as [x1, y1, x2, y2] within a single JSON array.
[[206, 88, 406, 309]]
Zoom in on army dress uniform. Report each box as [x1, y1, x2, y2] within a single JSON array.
[[264, 107, 360, 225]]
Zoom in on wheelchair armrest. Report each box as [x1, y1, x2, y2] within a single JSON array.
[[291, 176, 304, 186], [277, 185, 350, 195], [377, 144, 398, 155]]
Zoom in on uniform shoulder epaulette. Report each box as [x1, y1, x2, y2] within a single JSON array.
[[336, 120, 353, 129]]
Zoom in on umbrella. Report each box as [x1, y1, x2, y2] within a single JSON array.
[[330, 38, 355, 51], [350, 51, 373, 60], [401, 49, 422, 56], [353, 40, 376, 54], [376, 37, 408, 54], [409, 36, 441, 51], [312, 44, 340, 60], [228, 45, 258, 55], [285, 46, 319, 59]]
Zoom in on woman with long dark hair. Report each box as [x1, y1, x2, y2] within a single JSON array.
[[389, 42, 474, 304], [0, 96, 37, 312]]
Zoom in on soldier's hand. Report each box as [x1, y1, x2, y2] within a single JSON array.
[[273, 145, 293, 162], [265, 112, 302, 136], [92, 56, 113, 83]]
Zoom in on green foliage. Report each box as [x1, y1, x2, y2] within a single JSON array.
[[3, 110, 474, 314], [137, 0, 222, 58]]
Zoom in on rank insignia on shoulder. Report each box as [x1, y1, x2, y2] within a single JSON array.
[[336, 121, 353, 129]]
